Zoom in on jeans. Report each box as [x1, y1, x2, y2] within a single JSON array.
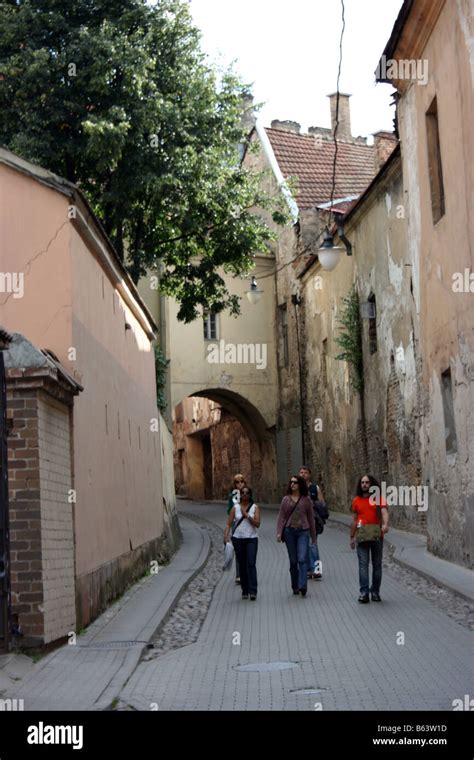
[[232, 537, 258, 595], [284, 528, 310, 591], [356, 540, 383, 595], [307, 539, 320, 574]]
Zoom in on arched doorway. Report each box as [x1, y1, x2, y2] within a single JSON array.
[[172, 389, 278, 504]]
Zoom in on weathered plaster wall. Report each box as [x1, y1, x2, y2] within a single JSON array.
[[301, 156, 426, 533], [396, 0, 473, 566]]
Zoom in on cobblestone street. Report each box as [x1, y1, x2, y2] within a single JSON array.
[[117, 503, 473, 711]]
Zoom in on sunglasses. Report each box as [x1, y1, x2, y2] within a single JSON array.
[[290, 480, 298, 485]]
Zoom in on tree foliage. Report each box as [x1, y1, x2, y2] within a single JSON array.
[[0, 0, 289, 321]]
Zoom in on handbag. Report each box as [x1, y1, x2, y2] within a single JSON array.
[[356, 503, 382, 543], [223, 509, 248, 571], [281, 497, 301, 543], [223, 541, 234, 571]]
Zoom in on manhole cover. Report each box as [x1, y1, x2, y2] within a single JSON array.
[[234, 661, 299, 673], [82, 641, 145, 650]]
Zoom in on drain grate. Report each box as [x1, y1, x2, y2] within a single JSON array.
[[288, 686, 328, 695], [81, 640, 146, 650], [234, 661, 299, 673]]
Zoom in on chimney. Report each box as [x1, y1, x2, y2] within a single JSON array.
[[241, 93, 256, 133], [373, 130, 398, 171], [327, 93, 352, 140], [270, 120, 301, 135]]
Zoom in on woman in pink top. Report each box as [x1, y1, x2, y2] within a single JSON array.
[[277, 475, 316, 597]]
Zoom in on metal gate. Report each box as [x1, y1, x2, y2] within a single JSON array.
[[0, 328, 12, 652]]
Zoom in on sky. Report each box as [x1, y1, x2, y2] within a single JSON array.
[[189, 0, 404, 140]]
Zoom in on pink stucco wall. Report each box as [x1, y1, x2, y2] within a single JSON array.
[[0, 161, 164, 580], [0, 163, 73, 357]]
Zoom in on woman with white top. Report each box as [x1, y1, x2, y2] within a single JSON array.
[[224, 487, 260, 600]]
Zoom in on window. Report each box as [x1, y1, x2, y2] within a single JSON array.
[[426, 97, 445, 224], [441, 368, 457, 455], [278, 304, 289, 367], [321, 339, 328, 385], [203, 311, 218, 340], [368, 294, 377, 354]]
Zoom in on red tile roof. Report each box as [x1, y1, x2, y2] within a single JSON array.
[[265, 128, 377, 210]]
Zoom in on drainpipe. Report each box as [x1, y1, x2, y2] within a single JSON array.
[[291, 296, 305, 464], [0, 328, 12, 652]]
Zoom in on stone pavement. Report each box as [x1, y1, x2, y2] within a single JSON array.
[[118, 502, 473, 711], [1, 501, 472, 711]]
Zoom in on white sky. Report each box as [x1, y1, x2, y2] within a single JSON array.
[[189, 0, 404, 139]]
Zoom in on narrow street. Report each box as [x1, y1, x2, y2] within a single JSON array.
[[117, 502, 472, 711]]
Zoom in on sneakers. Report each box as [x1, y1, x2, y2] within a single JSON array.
[[358, 594, 370, 604], [299, 588, 307, 597], [371, 593, 382, 602], [242, 593, 249, 600], [293, 589, 300, 595], [235, 577, 241, 585], [250, 595, 257, 601], [313, 573, 322, 581]]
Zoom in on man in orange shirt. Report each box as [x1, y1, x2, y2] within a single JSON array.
[[350, 474, 389, 603]]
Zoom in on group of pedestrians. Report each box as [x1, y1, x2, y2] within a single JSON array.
[[224, 468, 389, 603]]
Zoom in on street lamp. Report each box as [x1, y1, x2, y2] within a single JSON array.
[[317, 226, 353, 272], [245, 276, 263, 305]]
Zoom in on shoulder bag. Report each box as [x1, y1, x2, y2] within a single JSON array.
[[281, 497, 301, 544], [356, 503, 383, 543]]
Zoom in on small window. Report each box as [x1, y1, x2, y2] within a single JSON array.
[[441, 368, 457, 455], [278, 304, 289, 368], [203, 311, 218, 341], [368, 294, 377, 354], [321, 339, 328, 385], [426, 97, 445, 224]]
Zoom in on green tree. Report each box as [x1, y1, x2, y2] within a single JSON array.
[[0, 0, 288, 321], [335, 285, 364, 394]]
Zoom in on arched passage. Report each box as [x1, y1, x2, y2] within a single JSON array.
[[172, 388, 278, 504]]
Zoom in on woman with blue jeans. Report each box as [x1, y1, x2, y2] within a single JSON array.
[[224, 487, 260, 600], [277, 476, 316, 597]]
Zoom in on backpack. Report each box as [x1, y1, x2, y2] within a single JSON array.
[[309, 483, 329, 534]]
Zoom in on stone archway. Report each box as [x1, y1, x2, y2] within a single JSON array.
[[173, 388, 278, 504]]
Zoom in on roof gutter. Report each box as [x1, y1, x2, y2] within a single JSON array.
[[255, 120, 299, 224]]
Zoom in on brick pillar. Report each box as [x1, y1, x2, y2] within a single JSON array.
[[5, 342, 82, 648], [7, 386, 43, 645]]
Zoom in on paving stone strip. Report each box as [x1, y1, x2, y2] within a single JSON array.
[[141, 512, 225, 661], [331, 521, 473, 630]]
